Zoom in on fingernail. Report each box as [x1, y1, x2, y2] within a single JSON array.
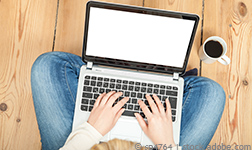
[[134, 113, 137, 118], [146, 93, 149, 96], [153, 94, 156, 96]]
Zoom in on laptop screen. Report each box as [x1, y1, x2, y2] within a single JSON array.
[[83, 2, 199, 74]]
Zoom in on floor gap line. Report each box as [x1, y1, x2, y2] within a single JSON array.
[[52, 0, 60, 51]]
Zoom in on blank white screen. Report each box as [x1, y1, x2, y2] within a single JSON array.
[[86, 7, 195, 68]]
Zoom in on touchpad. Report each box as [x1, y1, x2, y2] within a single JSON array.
[[110, 119, 142, 141]]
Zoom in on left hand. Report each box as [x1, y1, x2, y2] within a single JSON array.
[[87, 91, 129, 136]]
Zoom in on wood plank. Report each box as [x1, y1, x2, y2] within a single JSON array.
[[202, 0, 252, 145], [54, 0, 144, 55], [0, 0, 57, 149], [144, 0, 203, 71]]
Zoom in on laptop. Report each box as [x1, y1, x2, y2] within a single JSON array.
[[72, 1, 199, 146]]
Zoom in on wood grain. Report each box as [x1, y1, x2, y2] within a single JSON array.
[[54, 0, 144, 55], [202, 0, 252, 145], [0, 0, 57, 149], [144, 0, 203, 71]]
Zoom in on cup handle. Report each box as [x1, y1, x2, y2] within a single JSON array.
[[218, 55, 230, 65]]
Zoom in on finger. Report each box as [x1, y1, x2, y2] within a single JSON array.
[[113, 97, 129, 111], [166, 98, 172, 118], [138, 99, 152, 119], [134, 113, 148, 133], [106, 92, 123, 106], [100, 91, 116, 105], [152, 94, 165, 114], [113, 108, 125, 125], [93, 93, 106, 108], [146, 94, 159, 114]]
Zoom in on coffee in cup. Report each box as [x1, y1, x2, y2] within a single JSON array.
[[199, 36, 230, 65]]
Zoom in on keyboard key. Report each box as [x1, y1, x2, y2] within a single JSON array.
[[125, 91, 130, 96], [154, 89, 159, 94], [122, 110, 135, 117], [142, 82, 147, 86], [110, 79, 115, 82], [128, 104, 133, 110], [140, 112, 145, 118], [169, 97, 177, 108], [172, 116, 175, 122], [154, 84, 159, 88], [172, 110, 176, 115], [137, 93, 142, 98], [91, 76, 97, 80], [157, 95, 162, 100], [99, 88, 105, 93], [106, 89, 111, 93], [85, 75, 90, 79], [134, 105, 140, 110], [135, 82, 140, 85], [131, 92, 136, 97], [173, 86, 178, 90], [132, 98, 137, 104], [166, 91, 178, 96], [129, 86, 134, 91], [104, 78, 109, 81], [160, 85, 165, 89], [162, 96, 168, 101], [90, 100, 95, 105], [103, 82, 109, 88], [97, 82, 102, 87], [116, 79, 122, 83], [83, 92, 93, 98], [123, 80, 128, 84], [93, 87, 98, 93], [116, 84, 121, 89], [160, 89, 165, 95], [84, 80, 89, 85], [88, 106, 93, 112], [141, 87, 146, 92], [81, 105, 88, 111], [135, 86, 140, 91], [81, 99, 89, 104], [147, 88, 152, 93], [148, 83, 153, 87], [166, 86, 172, 89], [91, 81, 96, 86], [94, 94, 99, 99], [144, 100, 149, 106], [98, 77, 103, 81], [122, 85, 127, 90], [83, 86, 92, 92], [110, 83, 115, 88]]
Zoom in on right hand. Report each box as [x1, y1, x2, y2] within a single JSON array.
[[134, 94, 176, 147]]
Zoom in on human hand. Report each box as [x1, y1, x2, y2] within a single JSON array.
[[87, 91, 129, 136], [134, 94, 176, 148]]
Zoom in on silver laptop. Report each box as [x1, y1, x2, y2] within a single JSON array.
[[73, 1, 199, 146]]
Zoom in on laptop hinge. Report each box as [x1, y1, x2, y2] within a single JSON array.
[[86, 62, 93, 70], [173, 73, 179, 81]]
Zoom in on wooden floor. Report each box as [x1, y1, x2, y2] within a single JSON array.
[[0, 0, 251, 149]]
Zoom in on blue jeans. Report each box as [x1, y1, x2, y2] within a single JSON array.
[[31, 52, 226, 150]]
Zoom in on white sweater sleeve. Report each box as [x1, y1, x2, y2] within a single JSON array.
[[59, 121, 182, 150], [60, 122, 103, 150]]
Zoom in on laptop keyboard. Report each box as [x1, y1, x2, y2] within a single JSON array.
[[81, 75, 178, 122]]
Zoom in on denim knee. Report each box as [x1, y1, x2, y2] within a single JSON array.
[[184, 76, 226, 108]]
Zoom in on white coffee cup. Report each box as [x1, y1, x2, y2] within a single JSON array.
[[199, 36, 230, 65]]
